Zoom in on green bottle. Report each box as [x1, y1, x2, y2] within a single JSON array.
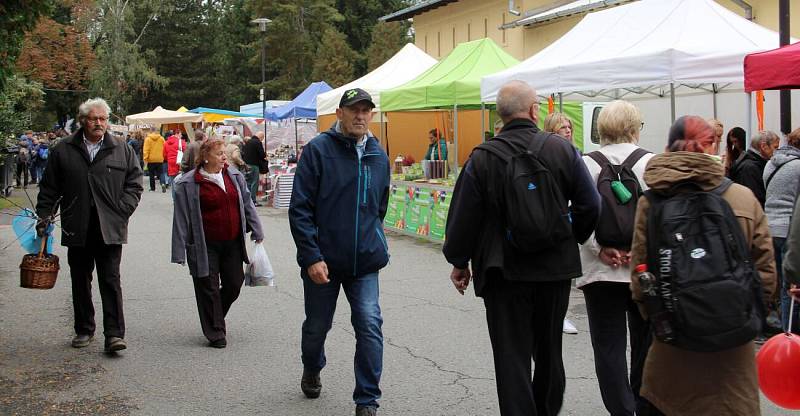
[[610, 180, 632, 204]]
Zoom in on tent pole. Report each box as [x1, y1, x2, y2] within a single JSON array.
[[480, 103, 486, 143], [670, 83, 676, 123], [746, 92, 753, 142], [454, 104, 459, 173], [294, 108, 298, 154], [712, 83, 718, 119], [558, 93, 563, 112], [382, 112, 389, 156]]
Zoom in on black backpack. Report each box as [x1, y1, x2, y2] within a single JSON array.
[[587, 148, 650, 250], [477, 133, 573, 253], [642, 178, 764, 352]]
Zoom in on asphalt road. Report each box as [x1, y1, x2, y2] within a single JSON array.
[[0, 189, 794, 415]]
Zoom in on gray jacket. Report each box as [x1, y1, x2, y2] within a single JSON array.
[[763, 145, 800, 238], [171, 166, 264, 277]]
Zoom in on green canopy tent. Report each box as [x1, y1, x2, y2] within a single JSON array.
[[380, 38, 520, 169]]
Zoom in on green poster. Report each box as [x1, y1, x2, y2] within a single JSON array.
[[384, 185, 407, 230], [414, 189, 433, 236], [429, 189, 450, 241], [404, 186, 420, 233]]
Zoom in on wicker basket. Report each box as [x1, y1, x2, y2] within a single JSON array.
[[20, 237, 59, 289]]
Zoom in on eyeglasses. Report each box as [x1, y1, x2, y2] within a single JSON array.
[[86, 117, 109, 124]]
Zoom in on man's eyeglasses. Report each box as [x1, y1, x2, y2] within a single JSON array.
[[86, 117, 109, 124]]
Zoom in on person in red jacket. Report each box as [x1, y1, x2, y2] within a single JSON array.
[[163, 131, 187, 188]]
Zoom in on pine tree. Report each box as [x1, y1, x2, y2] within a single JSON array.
[[365, 21, 409, 72], [311, 26, 357, 88]]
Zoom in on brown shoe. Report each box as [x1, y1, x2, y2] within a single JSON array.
[[71, 334, 93, 348], [104, 337, 126, 353]]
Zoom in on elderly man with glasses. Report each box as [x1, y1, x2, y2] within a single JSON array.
[[36, 97, 143, 353]]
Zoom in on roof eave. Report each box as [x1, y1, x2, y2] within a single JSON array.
[[379, 0, 459, 22]]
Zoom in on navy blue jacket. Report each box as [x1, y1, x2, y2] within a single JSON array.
[[289, 126, 391, 278]]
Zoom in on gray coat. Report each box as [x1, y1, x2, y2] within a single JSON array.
[[171, 167, 264, 277], [763, 145, 800, 238]]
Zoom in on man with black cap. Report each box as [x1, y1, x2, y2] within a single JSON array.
[[289, 88, 390, 416]]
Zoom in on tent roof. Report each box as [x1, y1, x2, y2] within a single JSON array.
[[190, 107, 260, 123], [265, 81, 332, 121], [317, 44, 437, 116], [481, 0, 783, 101], [381, 38, 519, 111], [125, 106, 203, 125], [744, 41, 800, 92]]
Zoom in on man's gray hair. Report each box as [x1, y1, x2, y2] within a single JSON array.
[[194, 129, 207, 141], [751, 130, 780, 148], [78, 98, 111, 119], [496, 80, 537, 121]]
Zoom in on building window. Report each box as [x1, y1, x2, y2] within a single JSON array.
[[437, 31, 441, 56], [502, 13, 506, 44], [452, 26, 456, 48], [468, 23, 471, 41], [484, 18, 488, 37]]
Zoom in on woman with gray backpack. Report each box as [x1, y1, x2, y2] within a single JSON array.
[[578, 100, 654, 416], [629, 116, 776, 415]]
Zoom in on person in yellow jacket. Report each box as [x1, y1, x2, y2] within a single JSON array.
[[143, 130, 167, 192]]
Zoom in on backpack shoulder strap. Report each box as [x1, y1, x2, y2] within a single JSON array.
[[586, 150, 610, 167], [527, 131, 554, 158], [621, 148, 650, 169], [711, 178, 734, 196], [476, 137, 513, 163], [765, 158, 799, 188]]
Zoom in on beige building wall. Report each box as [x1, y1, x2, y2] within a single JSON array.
[[411, 0, 800, 61]]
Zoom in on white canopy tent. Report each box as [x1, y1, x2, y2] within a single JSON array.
[[316, 43, 437, 116], [481, 0, 782, 103], [125, 106, 204, 140]]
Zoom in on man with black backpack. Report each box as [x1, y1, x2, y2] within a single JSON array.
[[443, 80, 600, 416]]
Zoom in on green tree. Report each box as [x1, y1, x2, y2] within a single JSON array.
[[0, 0, 53, 91], [88, 0, 169, 119], [365, 21, 409, 72], [334, 0, 409, 75], [311, 26, 356, 88], [0, 75, 45, 141]]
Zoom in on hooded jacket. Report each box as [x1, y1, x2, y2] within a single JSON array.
[[630, 152, 776, 416], [443, 119, 600, 296], [288, 125, 391, 279], [763, 145, 800, 238], [36, 129, 144, 246], [730, 149, 768, 206], [163, 135, 187, 176], [143, 133, 165, 163]]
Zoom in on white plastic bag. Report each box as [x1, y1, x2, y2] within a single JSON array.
[[245, 242, 275, 287]]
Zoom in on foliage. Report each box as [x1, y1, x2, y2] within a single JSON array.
[[87, 0, 169, 119], [334, 0, 408, 75], [366, 21, 410, 72], [16, 4, 96, 127], [311, 27, 357, 88], [0, 76, 45, 142], [0, 0, 53, 91]]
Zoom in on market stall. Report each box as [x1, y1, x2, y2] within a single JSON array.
[[745, 41, 800, 92], [125, 106, 204, 140], [379, 37, 519, 242], [265, 81, 332, 151], [480, 0, 785, 149]]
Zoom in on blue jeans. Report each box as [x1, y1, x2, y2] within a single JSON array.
[[775, 237, 799, 333], [301, 272, 383, 408]]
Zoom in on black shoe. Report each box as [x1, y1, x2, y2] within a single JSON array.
[[208, 338, 227, 348], [161, 184, 167, 193], [355, 405, 377, 416], [301, 370, 321, 398], [104, 337, 127, 353], [71, 334, 93, 348], [254, 202, 263, 207]]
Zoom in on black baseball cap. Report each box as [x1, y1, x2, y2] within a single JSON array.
[[339, 88, 375, 109]]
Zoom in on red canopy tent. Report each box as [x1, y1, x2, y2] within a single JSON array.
[[744, 41, 800, 92]]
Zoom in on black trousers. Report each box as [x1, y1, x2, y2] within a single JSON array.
[[15, 162, 28, 187], [147, 162, 164, 191], [483, 275, 571, 416], [191, 239, 245, 342], [583, 281, 652, 416], [67, 210, 124, 338]]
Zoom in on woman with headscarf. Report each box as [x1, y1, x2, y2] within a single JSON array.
[[171, 138, 264, 348], [629, 116, 776, 415]]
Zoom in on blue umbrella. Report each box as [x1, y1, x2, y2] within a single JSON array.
[[12, 209, 54, 254]]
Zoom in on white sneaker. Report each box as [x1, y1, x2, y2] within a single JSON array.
[[563, 319, 578, 334]]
